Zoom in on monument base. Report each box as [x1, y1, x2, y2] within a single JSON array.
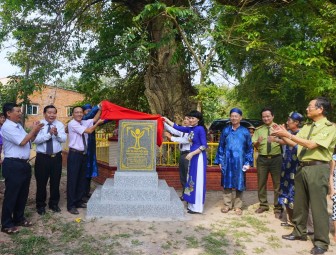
[[86, 172, 186, 221]]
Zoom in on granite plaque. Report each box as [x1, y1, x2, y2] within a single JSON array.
[[118, 120, 156, 171]]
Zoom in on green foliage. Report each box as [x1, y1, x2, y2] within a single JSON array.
[[215, 0, 336, 121], [2, 0, 336, 123]]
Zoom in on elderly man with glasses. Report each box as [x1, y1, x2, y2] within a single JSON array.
[[272, 97, 336, 255]]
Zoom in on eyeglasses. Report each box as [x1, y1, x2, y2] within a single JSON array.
[[306, 105, 318, 110]]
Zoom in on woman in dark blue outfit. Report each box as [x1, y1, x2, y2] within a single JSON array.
[[164, 111, 207, 214], [269, 112, 303, 225]]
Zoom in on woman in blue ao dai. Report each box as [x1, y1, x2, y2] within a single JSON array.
[[164, 110, 207, 214]]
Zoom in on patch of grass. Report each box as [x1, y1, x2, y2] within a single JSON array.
[[228, 219, 248, 228], [202, 230, 229, 255], [253, 247, 266, 254], [148, 224, 156, 231], [59, 222, 84, 242], [24, 208, 33, 218], [133, 229, 145, 235], [71, 242, 107, 255], [232, 230, 252, 241], [114, 233, 131, 239], [235, 240, 247, 248], [131, 239, 143, 246], [11, 234, 50, 255], [185, 235, 199, 248], [266, 235, 282, 249], [242, 216, 272, 233], [175, 229, 182, 234], [195, 224, 206, 232], [234, 250, 247, 255], [161, 240, 172, 250]]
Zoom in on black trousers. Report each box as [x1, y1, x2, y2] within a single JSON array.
[[1, 158, 31, 228], [179, 152, 189, 194], [83, 177, 92, 197], [34, 152, 62, 209], [67, 150, 87, 210]]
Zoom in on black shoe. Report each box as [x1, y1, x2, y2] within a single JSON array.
[[179, 196, 184, 201], [282, 234, 307, 241], [76, 203, 87, 208], [68, 208, 79, 215], [274, 211, 282, 219], [49, 205, 61, 213], [81, 196, 89, 203], [37, 207, 46, 215], [255, 207, 269, 214], [310, 246, 326, 254]]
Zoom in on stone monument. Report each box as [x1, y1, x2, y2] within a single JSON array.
[[87, 120, 185, 220]]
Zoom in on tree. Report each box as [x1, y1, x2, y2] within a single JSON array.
[[214, 0, 336, 120]]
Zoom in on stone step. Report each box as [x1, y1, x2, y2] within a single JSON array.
[[99, 179, 171, 202], [113, 171, 159, 188], [87, 187, 185, 219]]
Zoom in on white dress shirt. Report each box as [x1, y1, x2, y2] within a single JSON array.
[[0, 119, 30, 159], [68, 119, 93, 151], [164, 123, 190, 151], [34, 119, 67, 153]]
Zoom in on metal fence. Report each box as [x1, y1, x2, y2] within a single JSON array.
[[92, 132, 220, 166], [65, 132, 257, 167]]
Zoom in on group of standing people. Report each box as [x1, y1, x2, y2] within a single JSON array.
[[0, 102, 103, 235], [163, 97, 336, 255]]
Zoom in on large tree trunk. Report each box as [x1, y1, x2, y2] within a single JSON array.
[[116, 0, 198, 121], [144, 15, 197, 122]]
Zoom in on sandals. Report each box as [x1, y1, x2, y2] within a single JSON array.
[[221, 207, 230, 213], [280, 222, 294, 227], [234, 208, 243, 215], [1, 226, 19, 235], [16, 219, 33, 227]]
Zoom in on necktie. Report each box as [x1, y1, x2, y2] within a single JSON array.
[[82, 133, 87, 154], [298, 123, 315, 160], [267, 127, 271, 154], [46, 123, 53, 155]]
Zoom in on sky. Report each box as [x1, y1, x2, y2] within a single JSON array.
[[0, 48, 20, 78]]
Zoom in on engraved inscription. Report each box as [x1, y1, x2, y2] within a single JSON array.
[[118, 120, 157, 171]]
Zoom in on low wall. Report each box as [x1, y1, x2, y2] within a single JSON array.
[[62, 151, 275, 191]]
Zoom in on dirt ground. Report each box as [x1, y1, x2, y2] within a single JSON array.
[[0, 167, 335, 255]]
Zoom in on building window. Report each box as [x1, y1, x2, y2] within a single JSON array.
[[66, 107, 74, 117], [26, 105, 39, 115]]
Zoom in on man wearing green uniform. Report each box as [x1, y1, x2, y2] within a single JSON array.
[[252, 107, 283, 218], [272, 97, 336, 255]]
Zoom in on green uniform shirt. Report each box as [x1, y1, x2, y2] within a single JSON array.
[[297, 117, 336, 161], [252, 123, 282, 155]]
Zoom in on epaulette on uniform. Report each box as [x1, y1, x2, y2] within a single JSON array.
[[255, 125, 263, 130], [325, 120, 333, 126]]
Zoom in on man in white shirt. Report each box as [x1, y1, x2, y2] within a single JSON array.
[[164, 116, 191, 200], [34, 105, 67, 215], [67, 105, 104, 214], [1, 102, 43, 234]]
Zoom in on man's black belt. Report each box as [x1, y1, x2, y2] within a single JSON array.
[[37, 152, 61, 158], [181, 151, 190, 155], [299, 160, 328, 167], [259, 154, 281, 159], [69, 148, 86, 155], [6, 157, 29, 163]]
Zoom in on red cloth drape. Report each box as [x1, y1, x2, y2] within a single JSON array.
[[101, 101, 164, 146]]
